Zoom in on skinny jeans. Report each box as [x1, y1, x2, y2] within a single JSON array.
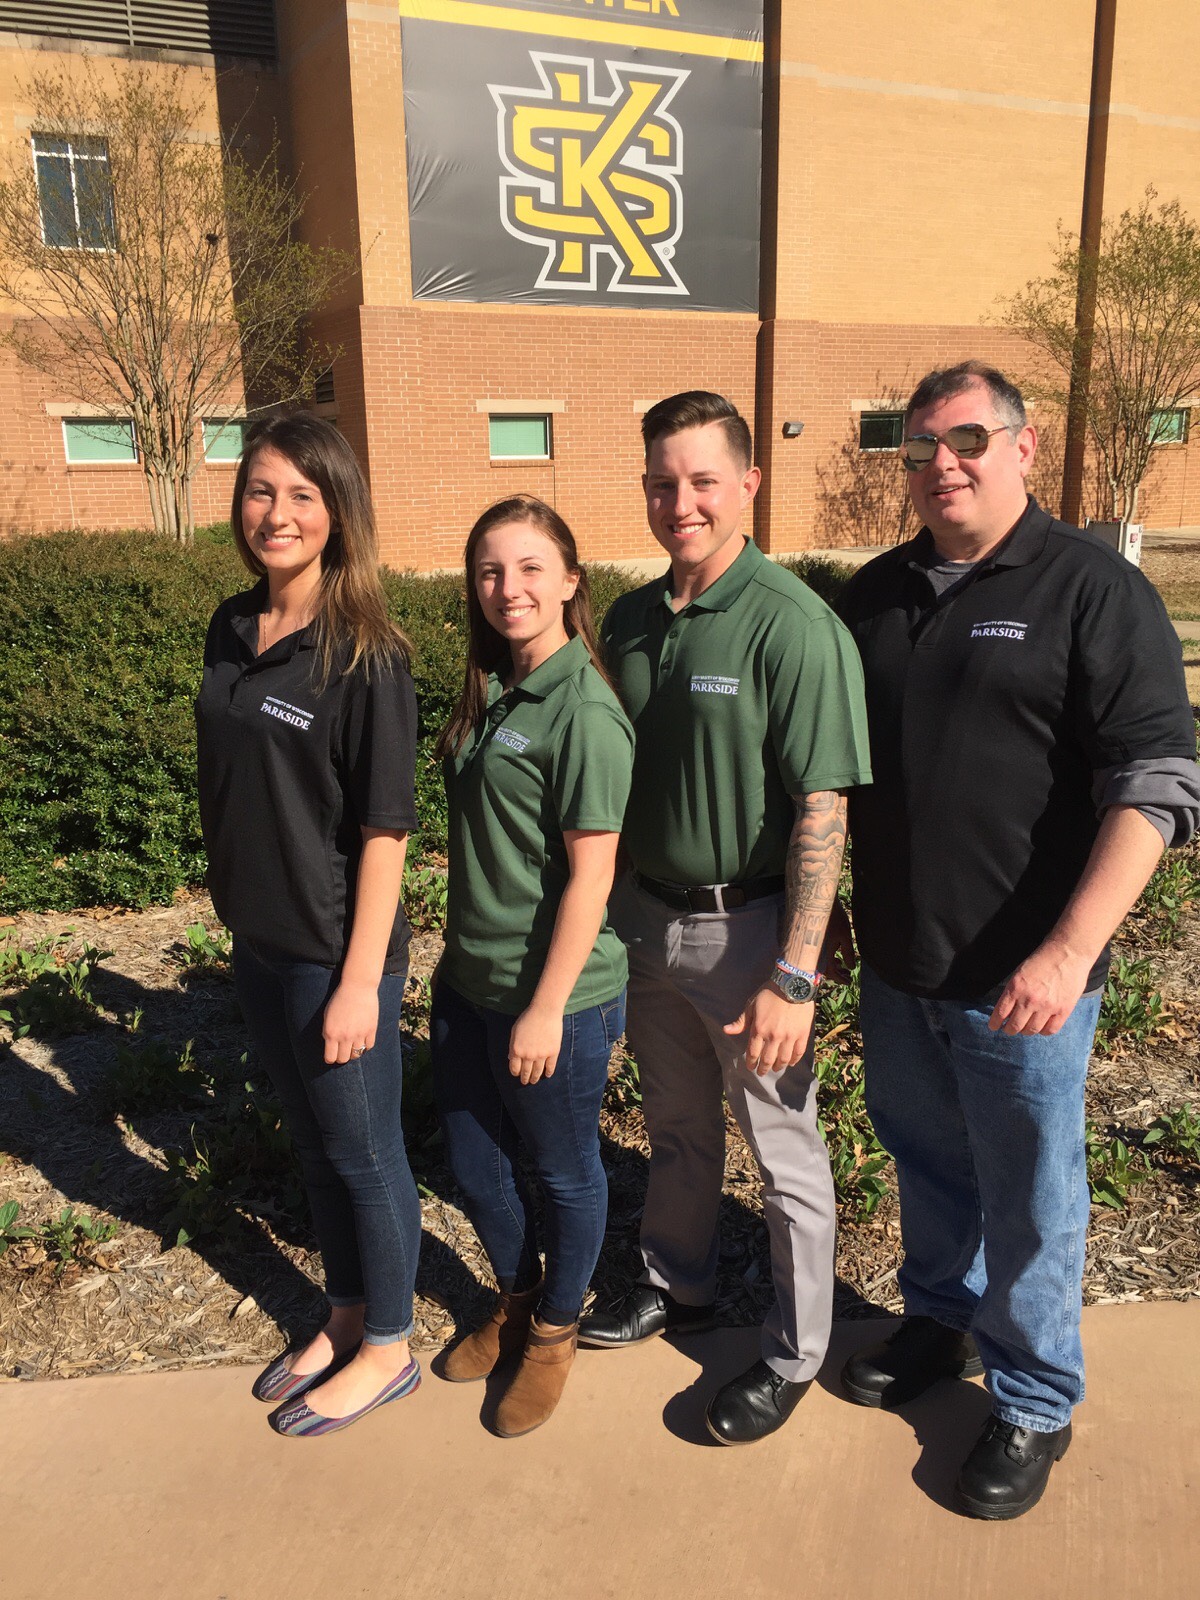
[[233, 937, 421, 1343], [432, 979, 625, 1326]]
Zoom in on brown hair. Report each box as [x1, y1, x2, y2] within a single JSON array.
[[904, 361, 1028, 433], [231, 412, 410, 688], [435, 494, 614, 761], [641, 390, 753, 470]]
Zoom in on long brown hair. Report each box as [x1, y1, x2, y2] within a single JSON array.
[[435, 494, 614, 761], [231, 412, 410, 687]]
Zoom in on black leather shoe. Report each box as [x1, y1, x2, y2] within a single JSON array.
[[955, 1415, 1072, 1520], [578, 1283, 717, 1348], [841, 1315, 983, 1408], [705, 1359, 810, 1445]]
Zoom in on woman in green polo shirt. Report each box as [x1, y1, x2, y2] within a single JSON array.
[[432, 493, 634, 1437]]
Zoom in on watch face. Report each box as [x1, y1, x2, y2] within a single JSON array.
[[773, 969, 817, 1004]]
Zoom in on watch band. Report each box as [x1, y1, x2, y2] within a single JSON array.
[[775, 959, 822, 984]]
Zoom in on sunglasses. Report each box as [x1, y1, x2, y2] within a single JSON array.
[[899, 424, 1011, 471]]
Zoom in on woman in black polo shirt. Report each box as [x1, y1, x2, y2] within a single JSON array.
[[195, 414, 422, 1438], [432, 494, 634, 1437]]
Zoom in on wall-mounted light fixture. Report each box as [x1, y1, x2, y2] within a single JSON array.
[[781, 421, 804, 438]]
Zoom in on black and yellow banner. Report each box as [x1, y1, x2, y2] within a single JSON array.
[[399, 0, 764, 310]]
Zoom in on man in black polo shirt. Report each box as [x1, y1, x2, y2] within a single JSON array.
[[836, 361, 1199, 1520]]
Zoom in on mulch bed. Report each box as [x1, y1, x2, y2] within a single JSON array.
[[3, 869, 1197, 1383]]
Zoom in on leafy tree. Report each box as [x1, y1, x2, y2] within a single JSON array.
[[0, 62, 349, 542], [1001, 190, 1200, 524]]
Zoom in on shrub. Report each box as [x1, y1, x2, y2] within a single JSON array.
[[0, 531, 855, 913], [0, 531, 241, 911]]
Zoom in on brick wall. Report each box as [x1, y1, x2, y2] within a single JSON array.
[[3, 4, 1200, 554], [330, 302, 759, 571]]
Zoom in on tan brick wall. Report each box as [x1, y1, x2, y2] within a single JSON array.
[[2, 6, 1199, 551]]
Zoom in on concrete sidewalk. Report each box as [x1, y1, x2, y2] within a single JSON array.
[[3, 1303, 1196, 1600]]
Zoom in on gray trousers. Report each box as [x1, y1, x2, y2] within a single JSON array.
[[611, 876, 836, 1383]]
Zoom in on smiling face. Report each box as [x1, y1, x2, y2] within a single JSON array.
[[904, 380, 1037, 556], [473, 519, 579, 673], [643, 421, 761, 587], [240, 447, 332, 591]]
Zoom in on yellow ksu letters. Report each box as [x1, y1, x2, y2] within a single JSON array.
[[491, 52, 688, 294]]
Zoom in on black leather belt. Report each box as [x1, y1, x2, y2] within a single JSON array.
[[633, 871, 785, 914]]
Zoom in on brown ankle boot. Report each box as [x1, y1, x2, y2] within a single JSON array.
[[441, 1283, 541, 1383], [494, 1318, 578, 1437]]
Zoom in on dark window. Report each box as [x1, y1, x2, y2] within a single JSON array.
[[33, 135, 114, 250], [859, 411, 904, 451]]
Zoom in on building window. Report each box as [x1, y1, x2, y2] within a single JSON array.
[[33, 134, 115, 251], [1149, 407, 1190, 446], [489, 414, 552, 460], [63, 418, 137, 463], [858, 411, 904, 451], [202, 419, 247, 463]]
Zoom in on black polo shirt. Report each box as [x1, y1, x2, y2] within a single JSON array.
[[195, 584, 418, 971], [837, 499, 1196, 1000]]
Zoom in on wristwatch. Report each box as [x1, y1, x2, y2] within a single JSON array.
[[769, 960, 823, 1004]]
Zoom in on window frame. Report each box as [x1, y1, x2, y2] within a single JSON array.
[[62, 417, 138, 465], [32, 133, 116, 253], [202, 418, 248, 464], [488, 412, 553, 462], [1148, 407, 1190, 447], [858, 410, 905, 453]]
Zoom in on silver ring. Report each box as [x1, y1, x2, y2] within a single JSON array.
[[351, 1046, 365, 1058]]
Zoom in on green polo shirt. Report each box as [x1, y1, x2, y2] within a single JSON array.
[[602, 538, 872, 886], [442, 634, 634, 1014]]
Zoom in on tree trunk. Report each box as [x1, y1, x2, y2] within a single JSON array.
[[143, 459, 195, 543]]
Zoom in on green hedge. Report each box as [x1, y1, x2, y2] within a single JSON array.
[[0, 529, 854, 913]]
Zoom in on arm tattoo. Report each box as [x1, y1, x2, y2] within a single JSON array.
[[780, 789, 847, 970]]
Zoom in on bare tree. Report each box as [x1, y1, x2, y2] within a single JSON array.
[[814, 380, 916, 547], [0, 62, 350, 542], [1001, 190, 1200, 525]]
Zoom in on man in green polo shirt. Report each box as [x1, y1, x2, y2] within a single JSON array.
[[579, 391, 872, 1445]]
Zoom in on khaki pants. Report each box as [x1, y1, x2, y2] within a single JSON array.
[[611, 876, 836, 1382]]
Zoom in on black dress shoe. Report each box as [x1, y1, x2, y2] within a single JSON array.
[[955, 1415, 1072, 1520], [705, 1359, 810, 1446], [578, 1283, 717, 1348], [841, 1315, 983, 1408]]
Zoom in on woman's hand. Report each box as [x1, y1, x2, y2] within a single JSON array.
[[323, 977, 380, 1065], [508, 1003, 564, 1085]]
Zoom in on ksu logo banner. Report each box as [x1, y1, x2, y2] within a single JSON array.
[[399, 0, 764, 312], [491, 53, 687, 295]]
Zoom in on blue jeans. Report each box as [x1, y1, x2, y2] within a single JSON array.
[[859, 964, 1102, 1432], [431, 981, 626, 1326], [233, 938, 421, 1344]]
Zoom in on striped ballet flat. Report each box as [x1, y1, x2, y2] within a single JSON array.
[[252, 1351, 331, 1405], [251, 1339, 362, 1404], [269, 1359, 421, 1437]]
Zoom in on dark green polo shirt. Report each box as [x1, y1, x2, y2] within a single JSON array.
[[602, 539, 872, 886], [442, 635, 634, 1014]]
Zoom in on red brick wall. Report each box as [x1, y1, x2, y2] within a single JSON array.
[[336, 303, 759, 572], [0, 334, 238, 535]]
